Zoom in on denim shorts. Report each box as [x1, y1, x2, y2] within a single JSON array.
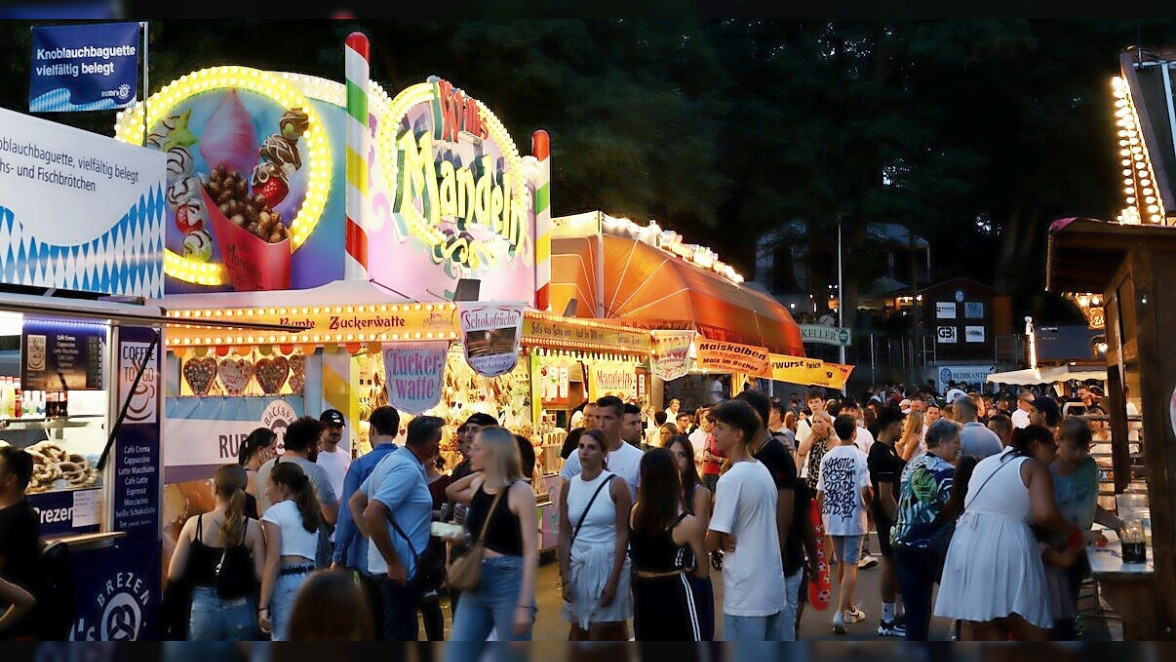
[[831, 535, 862, 565], [723, 610, 787, 641], [188, 586, 257, 641]]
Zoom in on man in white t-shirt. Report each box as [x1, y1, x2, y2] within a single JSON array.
[[1011, 390, 1034, 429], [688, 408, 712, 466], [818, 414, 873, 634], [795, 390, 826, 453], [316, 408, 351, 500], [664, 398, 681, 422], [561, 396, 642, 501], [705, 399, 788, 641]]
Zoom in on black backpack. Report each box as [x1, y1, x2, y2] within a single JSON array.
[[34, 540, 76, 640]]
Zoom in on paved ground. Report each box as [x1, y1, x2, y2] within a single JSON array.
[[431, 534, 959, 641]]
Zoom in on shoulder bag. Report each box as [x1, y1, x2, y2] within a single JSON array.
[[447, 485, 508, 592], [928, 455, 1016, 579], [386, 510, 446, 593], [570, 474, 616, 548]]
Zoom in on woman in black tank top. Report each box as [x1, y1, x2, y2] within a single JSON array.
[[166, 465, 265, 641], [629, 449, 711, 641], [443, 427, 539, 645]]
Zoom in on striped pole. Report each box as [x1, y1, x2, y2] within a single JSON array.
[[532, 130, 552, 311], [344, 32, 370, 280]]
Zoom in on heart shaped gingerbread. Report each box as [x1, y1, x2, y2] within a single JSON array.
[[255, 356, 290, 394], [288, 354, 306, 393], [183, 357, 218, 396], [218, 358, 255, 395]]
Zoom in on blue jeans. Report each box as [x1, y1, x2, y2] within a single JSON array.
[[448, 556, 534, 646], [187, 586, 257, 641], [781, 569, 804, 641], [269, 566, 312, 641], [894, 544, 936, 641], [723, 610, 788, 641]]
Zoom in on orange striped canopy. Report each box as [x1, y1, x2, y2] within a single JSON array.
[[550, 235, 804, 357]]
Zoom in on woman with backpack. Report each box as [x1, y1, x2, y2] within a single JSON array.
[[258, 461, 322, 641], [557, 428, 633, 641], [167, 464, 266, 640]]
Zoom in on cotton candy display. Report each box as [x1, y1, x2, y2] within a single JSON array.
[[198, 89, 258, 177]]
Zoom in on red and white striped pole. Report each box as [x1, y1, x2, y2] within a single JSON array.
[[344, 32, 370, 280], [532, 130, 551, 311]]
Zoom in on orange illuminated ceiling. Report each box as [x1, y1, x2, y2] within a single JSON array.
[[551, 235, 804, 356]]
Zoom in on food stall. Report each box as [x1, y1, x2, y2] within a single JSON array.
[[546, 212, 856, 412], [111, 60, 660, 558], [1042, 51, 1176, 638], [0, 105, 167, 640]]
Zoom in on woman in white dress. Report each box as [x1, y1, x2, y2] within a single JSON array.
[[934, 424, 1087, 641], [558, 428, 634, 641]]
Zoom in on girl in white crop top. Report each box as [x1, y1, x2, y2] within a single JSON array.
[[258, 461, 323, 641]]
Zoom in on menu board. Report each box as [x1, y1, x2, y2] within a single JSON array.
[[22, 318, 106, 390], [112, 326, 161, 540]]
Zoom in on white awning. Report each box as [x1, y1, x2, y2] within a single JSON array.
[[986, 364, 1107, 386]]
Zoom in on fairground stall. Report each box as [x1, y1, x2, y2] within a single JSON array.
[[1041, 48, 1176, 640], [546, 211, 852, 411], [113, 57, 654, 557]]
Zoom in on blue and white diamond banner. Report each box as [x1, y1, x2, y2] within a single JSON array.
[[0, 107, 164, 298], [30, 22, 140, 113]]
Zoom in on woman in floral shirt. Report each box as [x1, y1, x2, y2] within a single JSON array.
[[890, 419, 962, 640]]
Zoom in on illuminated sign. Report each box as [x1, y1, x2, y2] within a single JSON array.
[[114, 67, 337, 292], [371, 77, 535, 303], [523, 317, 651, 354]]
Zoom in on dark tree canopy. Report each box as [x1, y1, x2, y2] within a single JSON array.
[[2, 19, 1173, 323]]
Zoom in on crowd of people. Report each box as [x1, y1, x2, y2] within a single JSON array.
[[0, 374, 1126, 643]]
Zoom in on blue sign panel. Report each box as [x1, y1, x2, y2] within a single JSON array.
[[30, 22, 140, 112], [69, 539, 161, 641], [21, 318, 107, 391]]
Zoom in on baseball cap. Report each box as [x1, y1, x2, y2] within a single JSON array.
[[464, 412, 499, 427], [899, 398, 912, 414], [320, 409, 345, 427]]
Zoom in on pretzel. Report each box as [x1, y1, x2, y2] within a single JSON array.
[[26, 441, 98, 493]]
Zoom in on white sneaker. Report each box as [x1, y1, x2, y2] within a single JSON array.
[[845, 605, 866, 624], [858, 554, 878, 569]]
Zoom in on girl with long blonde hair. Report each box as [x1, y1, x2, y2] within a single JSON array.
[[445, 426, 539, 643], [167, 464, 266, 640], [898, 410, 926, 461]]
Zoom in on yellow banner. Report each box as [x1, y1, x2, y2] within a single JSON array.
[[696, 339, 770, 376], [588, 360, 640, 401], [769, 354, 854, 390], [522, 317, 652, 353], [165, 304, 458, 346]]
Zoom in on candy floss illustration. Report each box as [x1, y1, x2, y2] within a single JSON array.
[[199, 89, 258, 177]]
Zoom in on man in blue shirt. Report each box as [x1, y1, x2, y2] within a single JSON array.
[[351, 414, 441, 641], [331, 405, 400, 639]]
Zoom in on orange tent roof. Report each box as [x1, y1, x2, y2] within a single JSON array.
[[551, 234, 804, 356]]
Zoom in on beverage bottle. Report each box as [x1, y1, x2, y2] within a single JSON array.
[[1, 377, 10, 418], [60, 389, 68, 418], [47, 391, 57, 418], [13, 381, 22, 419]]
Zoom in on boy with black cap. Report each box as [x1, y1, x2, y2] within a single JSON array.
[[317, 408, 351, 500]]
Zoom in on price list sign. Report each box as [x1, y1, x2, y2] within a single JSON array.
[[21, 318, 106, 390]]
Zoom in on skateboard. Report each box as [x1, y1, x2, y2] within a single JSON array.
[[808, 499, 832, 610]]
